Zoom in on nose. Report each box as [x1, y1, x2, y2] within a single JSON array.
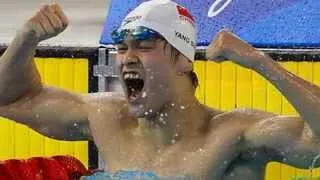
[[121, 49, 139, 66]]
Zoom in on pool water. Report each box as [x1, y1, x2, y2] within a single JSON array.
[[81, 170, 194, 180]]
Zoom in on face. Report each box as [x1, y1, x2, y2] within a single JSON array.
[[115, 38, 175, 118]]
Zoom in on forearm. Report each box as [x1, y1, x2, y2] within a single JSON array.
[[254, 55, 320, 137], [0, 29, 42, 105]]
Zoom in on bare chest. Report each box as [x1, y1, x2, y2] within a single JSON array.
[[102, 138, 213, 177], [89, 110, 268, 179], [99, 131, 264, 179]]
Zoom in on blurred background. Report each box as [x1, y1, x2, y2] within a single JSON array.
[[0, 0, 111, 46]]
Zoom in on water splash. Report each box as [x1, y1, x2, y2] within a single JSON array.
[[309, 153, 320, 176], [142, 92, 147, 98]]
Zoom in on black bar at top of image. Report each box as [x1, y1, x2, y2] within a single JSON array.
[[195, 48, 320, 62], [0, 46, 99, 58], [2, 46, 320, 62]]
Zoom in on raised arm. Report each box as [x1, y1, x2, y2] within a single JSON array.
[[0, 4, 91, 141], [0, 3, 68, 105], [206, 29, 320, 139]]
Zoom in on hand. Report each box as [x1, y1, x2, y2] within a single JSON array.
[[22, 3, 69, 43], [206, 29, 266, 69]]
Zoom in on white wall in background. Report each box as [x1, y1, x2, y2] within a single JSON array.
[[0, 0, 110, 46]]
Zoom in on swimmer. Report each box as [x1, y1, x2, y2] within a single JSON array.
[[1, 1, 320, 179]]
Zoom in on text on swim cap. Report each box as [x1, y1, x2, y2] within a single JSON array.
[[175, 31, 196, 49], [122, 16, 142, 26]]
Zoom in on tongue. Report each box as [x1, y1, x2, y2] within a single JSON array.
[[129, 89, 140, 102], [129, 93, 139, 102]]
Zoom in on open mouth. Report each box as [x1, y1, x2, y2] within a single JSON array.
[[123, 71, 144, 102]]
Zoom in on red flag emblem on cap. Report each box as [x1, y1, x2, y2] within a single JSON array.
[[176, 5, 194, 22]]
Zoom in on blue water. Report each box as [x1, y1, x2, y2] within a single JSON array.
[[81, 170, 193, 180]]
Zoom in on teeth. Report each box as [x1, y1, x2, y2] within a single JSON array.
[[124, 72, 143, 80]]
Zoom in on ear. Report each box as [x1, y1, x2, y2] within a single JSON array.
[[175, 55, 193, 75]]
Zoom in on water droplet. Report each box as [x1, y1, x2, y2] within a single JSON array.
[[310, 153, 320, 170], [198, 148, 204, 153], [73, 123, 78, 127], [252, 151, 257, 157], [142, 92, 147, 98], [149, 109, 153, 113], [180, 106, 185, 110]]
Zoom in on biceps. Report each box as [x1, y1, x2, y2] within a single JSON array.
[[278, 138, 320, 169], [0, 87, 91, 140], [279, 123, 320, 168], [245, 116, 319, 167]]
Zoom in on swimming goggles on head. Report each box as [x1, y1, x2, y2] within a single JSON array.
[[111, 26, 164, 44]]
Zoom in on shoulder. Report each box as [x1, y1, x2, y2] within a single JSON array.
[[210, 107, 276, 126], [83, 92, 126, 105], [209, 107, 302, 138], [82, 92, 128, 111], [82, 92, 131, 119], [206, 107, 277, 140], [83, 92, 137, 129], [244, 113, 304, 148], [208, 107, 305, 147]]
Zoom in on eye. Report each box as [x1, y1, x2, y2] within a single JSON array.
[[116, 44, 128, 54], [137, 40, 155, 50]]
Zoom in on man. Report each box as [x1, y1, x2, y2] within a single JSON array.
[[1, 0, 320, 179]]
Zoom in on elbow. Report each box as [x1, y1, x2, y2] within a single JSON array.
[[0, 82, 43, 107], [36, 121, 91, 141]]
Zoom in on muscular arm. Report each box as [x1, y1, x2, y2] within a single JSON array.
[[0, 4, 92, 141], [254, 58, 320, 138], [207, 30, 320, 139], [0, 21, 41, 105], [0, 86, 92, 141], [245, 116, 320, 169]]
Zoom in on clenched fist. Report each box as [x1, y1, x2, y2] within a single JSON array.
[[206, 29, 267, 69], [22, 3, 69, 43]]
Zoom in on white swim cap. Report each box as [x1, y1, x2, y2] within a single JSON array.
[[119, 0, 197, 61]]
